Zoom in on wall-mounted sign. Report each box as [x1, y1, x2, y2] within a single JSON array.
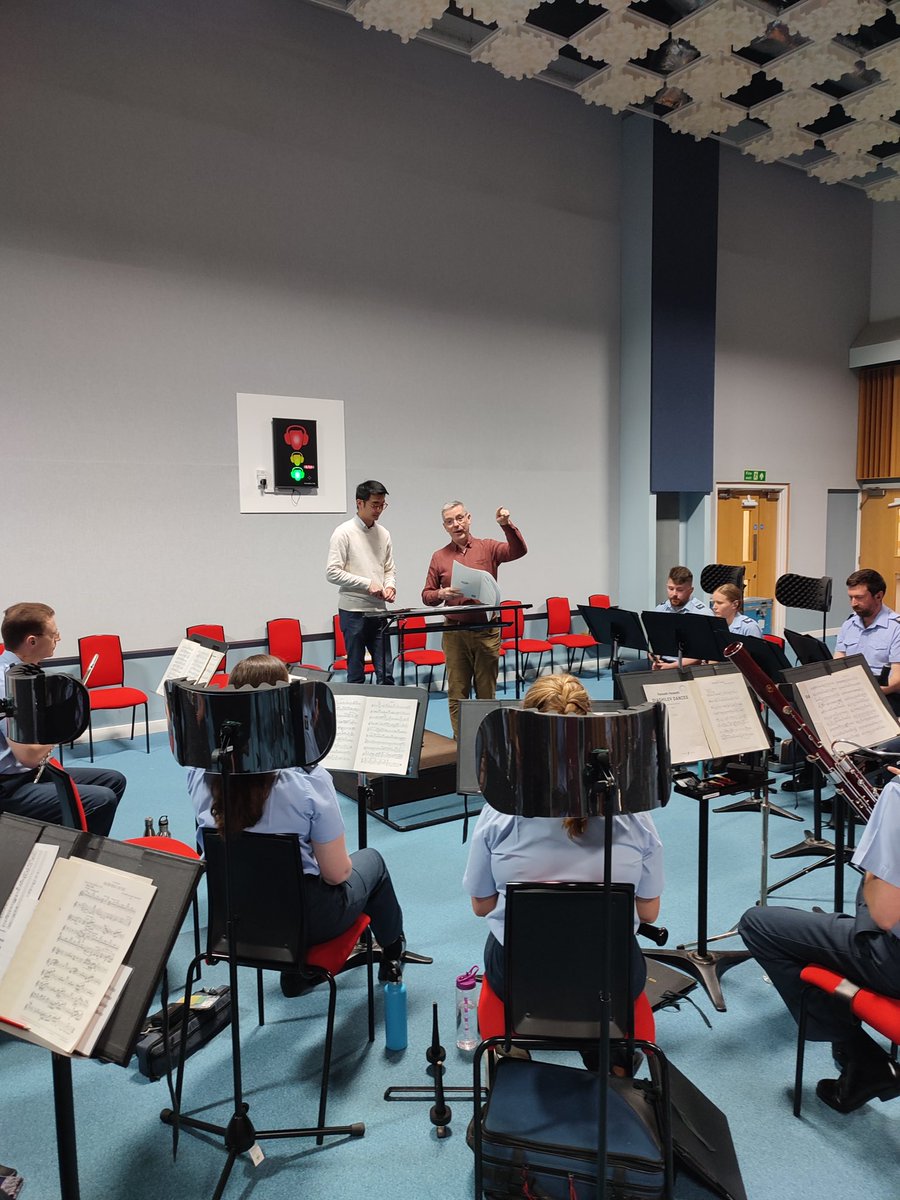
[[743, 469, 766, 482]]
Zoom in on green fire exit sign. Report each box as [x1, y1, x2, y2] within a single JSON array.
[[743, 470, 766, 482]]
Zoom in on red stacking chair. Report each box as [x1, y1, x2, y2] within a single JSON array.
[[588, 593, 611, 608], [77, 635, 150, 762], [545, 595, 597, 677], [794, 964, 900, 1117], [126, 835, 203, 966], [499, 601, 553, 687], [396, 615, 445, 689], [186, 624, 229, 688], [266, 618, 324, 673], [328, 615, 374, 681]]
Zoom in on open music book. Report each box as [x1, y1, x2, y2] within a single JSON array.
[[641, 673, 769, 766], [156, 636, 226, 696], [321, 694, 418, 776], [0, 847, 155, 1055], [793, 662, 899, 755]]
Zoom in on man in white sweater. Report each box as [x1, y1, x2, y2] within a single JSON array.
[[326, 480, 396, 684]]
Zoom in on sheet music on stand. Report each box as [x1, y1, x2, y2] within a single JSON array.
[[782, 654, 900, 758], [322, 683, 429, 778], [618, 664, 769, 767]]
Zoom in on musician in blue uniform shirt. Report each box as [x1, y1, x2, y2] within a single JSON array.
[[710, 583, 763, 639], [739, 774, 900, 1114], [835, 569, 900, 705], [651, 565, 713, 670]]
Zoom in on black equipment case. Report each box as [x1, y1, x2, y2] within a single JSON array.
[[134, 985, 231, 1080]]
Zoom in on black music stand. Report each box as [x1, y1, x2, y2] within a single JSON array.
[[769, 656, 894, 912], [784, 628, 832, 665], [0, 813, 202, 1200], [641, 610, 726, 668], [618, 665, 758, 1011], [164, 676, 365, 1200], [577, 606, 648, 699], [472, 703, 746, 1200]]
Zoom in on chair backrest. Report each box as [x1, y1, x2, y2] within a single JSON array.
[[204, 830, 307, 970], [763, 633, 785, 650], [504, 881, 636, 1040], [499, 600, 523, 641], [78, 634, 125, 688], [267, 617, 303, 665], [332, 614, 347, 660], [588, 594, 610, 609], [545, 596, 572, 638], [187, 624, 226, 673], [399, 614, 427, 651]]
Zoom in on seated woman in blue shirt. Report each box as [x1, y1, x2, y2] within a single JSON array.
[[462, 673, 664, 1004], [187, 654, 406, 987], [711, 583, 762, 639]]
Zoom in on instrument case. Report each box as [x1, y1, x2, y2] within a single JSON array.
[[133, 985, 231, 1080], [474, 1056, 666, 1200]]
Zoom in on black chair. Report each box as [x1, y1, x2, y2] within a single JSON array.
[[174, 830, 374, 1145], [471, 881, 674, 1200]]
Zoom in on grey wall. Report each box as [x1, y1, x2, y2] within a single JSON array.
[[0, 0, 879, 670], [714, 149, 871, 580], [871, 200, 900, 322], [0, 0, 620, 657]]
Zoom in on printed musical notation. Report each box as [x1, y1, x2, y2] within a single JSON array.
[[643, 671, 768, 766], [0, 857, 155, 1055], [795, 664, 899, 756], [321, 695, 418, 776]]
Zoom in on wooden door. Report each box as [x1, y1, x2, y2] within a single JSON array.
[[859, 490, 900, 609], [716, 491, 779, 598]]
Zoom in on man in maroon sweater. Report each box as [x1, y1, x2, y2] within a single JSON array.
[[422, 501, 527, 738]]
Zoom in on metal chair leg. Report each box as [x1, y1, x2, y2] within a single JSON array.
[[316, 975, 338, 1144], [794, 988, 810, 1117]]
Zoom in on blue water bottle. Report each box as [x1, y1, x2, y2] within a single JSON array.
[[384, 963, 408, 1051]]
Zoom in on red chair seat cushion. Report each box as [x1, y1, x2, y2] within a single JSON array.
[[306, 914, 371, 977], [125, 836, 201, 861], [88, 686, 148, 710], [549, 634, 595, 649], [501, 639, 553, 654], [331, 658, 375, 675], [401, 651, 445, 666], [800, 964, 900, 1044], [477, 976, 655, 1043]]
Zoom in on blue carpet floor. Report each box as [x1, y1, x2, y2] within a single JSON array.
[[3, 668, 899, 1200]]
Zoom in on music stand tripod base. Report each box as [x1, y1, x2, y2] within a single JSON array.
[[644, 948, 750, 1013]]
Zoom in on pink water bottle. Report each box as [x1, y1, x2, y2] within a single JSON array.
[[456, 965, 479, 1051]]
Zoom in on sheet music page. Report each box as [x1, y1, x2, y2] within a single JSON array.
[[75, 963, 133, 1057], [0, 844, 59, 981], [692, 674, 769, 758], [155, 639, 216, 696], [641, 681, 711, 765], [796, 665, 900, 753], [354, 697, 418, 776], [450, 562, 501, 607], [0, 857, 156, 1055], [319, 694, 367, 771]]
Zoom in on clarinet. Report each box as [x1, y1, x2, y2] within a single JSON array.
[[723, 641, 879, 823]]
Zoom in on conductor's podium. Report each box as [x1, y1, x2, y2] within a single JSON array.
[[329, 730, 465, 832]]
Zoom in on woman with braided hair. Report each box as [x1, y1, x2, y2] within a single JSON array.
[[462, 673, 664, 1002]]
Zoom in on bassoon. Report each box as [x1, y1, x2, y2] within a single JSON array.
[[724, 640, 879, 823]]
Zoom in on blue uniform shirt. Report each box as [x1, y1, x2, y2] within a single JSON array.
[[853, 777, 900, 938], [728, 613, 763, 638], [462, 806, 664, 947], [836, 605, 900, 672], [188, 764, 345, 875], [655, 597, 713, 616]]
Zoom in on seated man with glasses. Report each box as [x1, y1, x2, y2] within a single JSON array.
[[422, 500, 527, 738], [326, 479, 396, 685], [0, 602, 126, 835]]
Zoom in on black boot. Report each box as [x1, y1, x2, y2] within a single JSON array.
[[817, 1030, 900, 1113]]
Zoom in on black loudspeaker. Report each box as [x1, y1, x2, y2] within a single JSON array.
[[700, 564, 745, 595], [774, 574, 832, 613]]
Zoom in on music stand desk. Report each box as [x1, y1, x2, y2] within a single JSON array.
[[0, 813, 203, 1200], [641, 611, 729, 665]]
